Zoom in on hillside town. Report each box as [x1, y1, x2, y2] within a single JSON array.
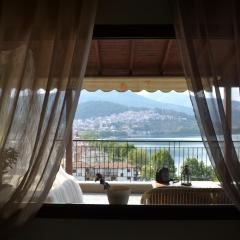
[[73, 109, 191, 138]]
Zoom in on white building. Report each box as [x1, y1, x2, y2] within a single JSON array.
[[73, 161, 138, 181]]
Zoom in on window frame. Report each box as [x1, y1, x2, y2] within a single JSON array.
[[40, 24, 239, 220]]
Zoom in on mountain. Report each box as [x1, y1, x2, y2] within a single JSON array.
[[79, 90, 194, 115], [75, 101, 146, 119], [74, 101, 200, 138], [77, 91, 240, 135]]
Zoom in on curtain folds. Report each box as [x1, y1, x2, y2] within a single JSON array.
[[174, 0, 240, 208], [0, 0, 97, 230]]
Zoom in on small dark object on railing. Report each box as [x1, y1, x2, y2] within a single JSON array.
[[181, 165, 192, 186], [95, 173, 111, 190]]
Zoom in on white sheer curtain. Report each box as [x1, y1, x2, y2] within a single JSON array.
[[174, 0, 240, 208], [0, 0, 97, 233]]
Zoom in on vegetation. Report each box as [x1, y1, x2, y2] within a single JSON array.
[[142, 149, 175, 180], [183, 158, 217, 181], [77, 132, 136, 162], [95, 173, 110, 190], [151, 149, 175, 175], [75, 101, 146, 120], [102, 142, 136, 161], [77, 131, 98, 140], [99, 130, 128, 138], [75, 131, 218, 182], [89, 140, 136, 162], [74, 101, 200, 138], [128, 149, 148, 165], [0, 147, 18, 174], [0, 147, 18, 185]]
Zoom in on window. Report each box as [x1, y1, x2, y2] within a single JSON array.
[[53, 25, 231, 208]]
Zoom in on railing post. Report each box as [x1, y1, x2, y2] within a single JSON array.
[[66, 90, 73, 175]]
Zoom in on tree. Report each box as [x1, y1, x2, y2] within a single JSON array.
[[118, 143, 136, 160], [97, 142, 136, 162], [77, 131, 97, 140], [128, 149, 149, 180], [151, 149, 175, 175], [142, 149, 175, 180], [128, 149, 148, 165], [183, 158, 217, 181], [141, 164, 153, 181]]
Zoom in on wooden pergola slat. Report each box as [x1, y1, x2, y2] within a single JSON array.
[[82, 76, 187, 92]]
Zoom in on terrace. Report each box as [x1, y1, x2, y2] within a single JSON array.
[[61, 138, 231, 205], [70, 139, 213, 182]]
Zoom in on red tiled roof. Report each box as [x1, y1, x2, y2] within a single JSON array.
[[73, 161, 135, 169]]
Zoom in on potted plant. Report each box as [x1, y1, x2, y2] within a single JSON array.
[[95, 173, 131, 205], [0, 147, 18, 186]]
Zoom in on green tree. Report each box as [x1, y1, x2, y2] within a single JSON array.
[[183, 158, 217, 181], [128, 149, 148, 165], [98, 142, 136, 161], [142, 149, 175, 180], [77, 131, 97, 140], [141, 164, 153, 181], [126, 149, 149, 180], [118, 143, 136, 160], [152, 149, 175, 174]]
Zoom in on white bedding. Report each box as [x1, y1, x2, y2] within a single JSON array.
[[45, 166, 83, 203]]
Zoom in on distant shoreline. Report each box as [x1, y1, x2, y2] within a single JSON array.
[[122, 136, 202, 141]]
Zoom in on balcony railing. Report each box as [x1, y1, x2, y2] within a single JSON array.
[[67, 139, 221, 182]]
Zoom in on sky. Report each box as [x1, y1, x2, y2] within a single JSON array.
[[137, 87, 240, 106]]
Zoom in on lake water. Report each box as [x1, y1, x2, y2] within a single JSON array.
[[125, 136, 209, 169], [124, 135, 240, 170]]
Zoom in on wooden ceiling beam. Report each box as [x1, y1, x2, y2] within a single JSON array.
[[82, 76, 187, 92], [159, 40, 172, 75], [129, 40, 135, 75], [94, 40, 102, 75]]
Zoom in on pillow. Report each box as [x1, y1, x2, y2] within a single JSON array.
[[45, 166, 83, 203]]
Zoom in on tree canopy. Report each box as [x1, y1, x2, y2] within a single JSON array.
[[151, 149, 175, 175], [141, 149, 175, 180], [183, 158, 217, 181]]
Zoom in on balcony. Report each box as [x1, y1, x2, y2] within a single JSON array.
[[59, 138, 235, 205], [67, 139, 216, 183], [59, 139, 234, 205]]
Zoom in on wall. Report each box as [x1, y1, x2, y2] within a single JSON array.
[[9, 218, 240, 240], [95, 0, 173, 25]]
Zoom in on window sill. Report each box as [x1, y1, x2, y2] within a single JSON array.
[[37, 204, 239, 220], [79, 181, 152, 193]]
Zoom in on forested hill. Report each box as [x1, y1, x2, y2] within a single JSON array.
[[74, 91, 240, 137], [74, 101, 200, 137], [79, 90, 194, 115], [75, 101, 146, 119], [75, 101, 192, 120]]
